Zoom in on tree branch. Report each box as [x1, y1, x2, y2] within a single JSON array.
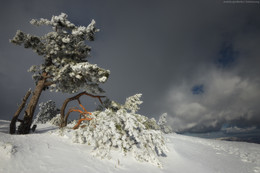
[[44, 81, 53, 87], [60, 91, 105, 127]]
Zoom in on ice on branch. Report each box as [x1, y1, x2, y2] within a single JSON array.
[[30, 13, 75, 30], [10, 13, 109, 95], [124, 94, 143, 113], [49, 62, 109, 94]]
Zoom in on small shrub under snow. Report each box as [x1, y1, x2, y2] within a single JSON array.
[[60, 109, 168, 167], [56, 94, 169, 167], [49, 114, 62, 126]]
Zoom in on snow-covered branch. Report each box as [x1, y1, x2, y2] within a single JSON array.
[[10, 13, 109, 95]]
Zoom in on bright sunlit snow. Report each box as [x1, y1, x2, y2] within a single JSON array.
[[0, 120, 259, 173]]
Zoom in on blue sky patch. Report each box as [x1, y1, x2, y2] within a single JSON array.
[[216, 42, 239, 68], [191, 84, 204, 95]]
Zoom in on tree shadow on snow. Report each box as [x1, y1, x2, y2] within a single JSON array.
[[0, 120, 10, 134], [34, 125, 59, 134]]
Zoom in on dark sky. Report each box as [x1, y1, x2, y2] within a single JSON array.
[[0, 0, 260, 133]]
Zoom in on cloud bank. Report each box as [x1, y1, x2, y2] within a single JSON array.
[[165, 68, 260, 133]]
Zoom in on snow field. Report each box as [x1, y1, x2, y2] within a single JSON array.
[[166, 134, 260, 173], [0, 120, 260, 173]]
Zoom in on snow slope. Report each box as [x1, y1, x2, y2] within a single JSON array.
[[0, 120, 259, 173]]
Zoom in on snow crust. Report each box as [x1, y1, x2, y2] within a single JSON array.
[[0, 120, 259, 173]]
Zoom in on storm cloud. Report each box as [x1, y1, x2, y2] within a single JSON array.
[[0, 0, 259, 133], [165, 68, 260, 133]]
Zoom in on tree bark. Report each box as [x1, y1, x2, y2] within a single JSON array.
[[17, 73, 48, 134], [60, 92, 105, 128], [9, 89, 31, 134]]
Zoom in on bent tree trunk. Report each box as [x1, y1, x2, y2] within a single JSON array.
[[17, 73, 49, 134], [9, 89, 31, 134]]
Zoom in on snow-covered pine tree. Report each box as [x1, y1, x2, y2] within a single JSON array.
[[10, 13, 109, 134], [33, 100, 58, 124], [158, 113, 173, 134], [124, 93, 143, 113], [57, 94, 168, 167]]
